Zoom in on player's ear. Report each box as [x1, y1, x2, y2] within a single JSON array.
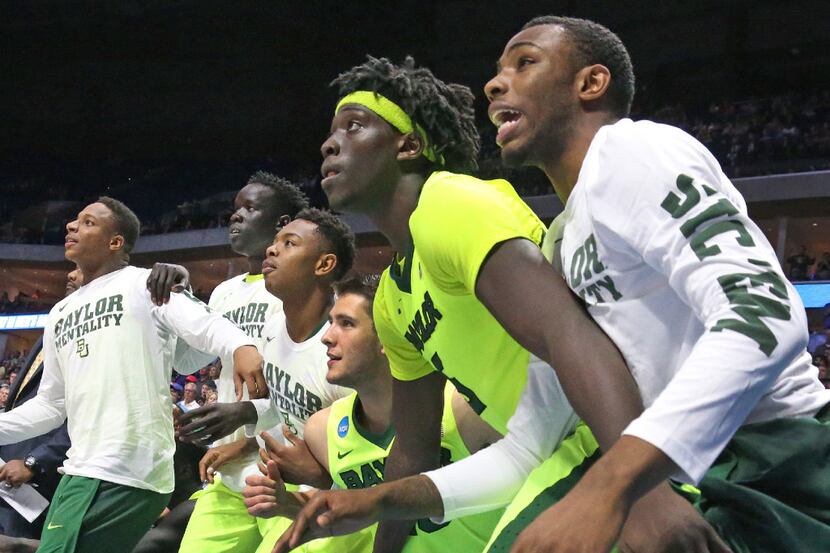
[[315, 253, 338, 278], [396, 132, 423, 162], [576, 63, 611, 104], [109, 234, 126, 253]]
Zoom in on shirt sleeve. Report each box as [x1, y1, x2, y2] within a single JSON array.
[[413, 172, 545, 295], [153, 288, 255, 362], [424, 359, 578, 521], [592, 124, 810, 483], [245, 398, 280, 438], [0, 322, 67, 444], [373, 281, 433, 382]]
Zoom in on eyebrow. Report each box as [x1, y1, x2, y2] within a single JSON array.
[[496, 40, 544, 71]]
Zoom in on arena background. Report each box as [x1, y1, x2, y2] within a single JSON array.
[[1, 0, 829, 357]]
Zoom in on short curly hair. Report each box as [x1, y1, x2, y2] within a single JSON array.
[[331, 56, 481, 173], [295, 208, 355, 281], [523, 16, 635, 118], [247, 170, 310, 220], [97, 196, 140, 254]]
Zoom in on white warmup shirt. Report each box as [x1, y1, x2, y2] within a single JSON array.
[[177, 273, 283, 492], [558, 118, 830, 483], [247, 311, 349, 439], [0, 266, 255, 494]]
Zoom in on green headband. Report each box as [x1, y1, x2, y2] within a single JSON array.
[[335, 91, 443, 165]]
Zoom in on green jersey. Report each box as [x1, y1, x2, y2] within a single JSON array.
[[374, 171, 546, 433], [326, 384, 501, 552]]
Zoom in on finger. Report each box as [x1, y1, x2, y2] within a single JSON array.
[[260, 448, 271, 467], [247, 499, 278, 517], [147, 265, 160, 304], [260, 431, 285, 456], [282, 425, 300, 445], [161, 268, 177, 304], [255, 371, 268, 399], [234, 372, 244, 401], [258, 460, 269, 476], [287, 500, 320, 549], [199, 454, 216, 482], [706, 528, 733, 553], [266, 460, 284, 485], [206, 466, 216, 484], [273, 525, 296, 553]]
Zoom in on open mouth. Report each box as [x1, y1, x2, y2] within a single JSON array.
[[326, 352, 341, 368], [65, 236, 78, 248], [491, 109, 524, 146], [261, 261, 277, 275]]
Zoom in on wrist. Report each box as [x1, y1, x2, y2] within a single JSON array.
[[237, 401, 258, 426]]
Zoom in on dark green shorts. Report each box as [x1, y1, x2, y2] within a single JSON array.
[[697, 405, 830, 553], [37, 475, 170, 553]]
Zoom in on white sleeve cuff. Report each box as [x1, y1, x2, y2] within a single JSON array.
[[623, 417, 700, 484], [245, 398, 278, 439]]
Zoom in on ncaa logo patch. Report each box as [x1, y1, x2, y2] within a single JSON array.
[[337, 416, 349, 438]]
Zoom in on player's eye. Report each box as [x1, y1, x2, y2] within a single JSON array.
[[347, 120, 363, 132], [517, 57, 535, 68]]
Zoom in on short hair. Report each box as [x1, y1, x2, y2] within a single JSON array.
[[333, 274, 381, 317], [331, 56, 481, 173], [295, 208, 356, 281], [523, 16, 635, 117], [247, 171, 310, 219], [97, 196, 141, 254]]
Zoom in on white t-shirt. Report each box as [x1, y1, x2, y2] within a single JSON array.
[[558, 118, 830, 483], [0, 266, 255, 493], [248, 312, 350, 439], [202, 273, 282, 492]]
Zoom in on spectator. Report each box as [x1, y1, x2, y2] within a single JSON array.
[[815, 252, 830, 280], [6, 370, 17, 388], [170, 382, 184, 405], [177, 382, 200, 412], [204, 390, 218, 404], [815, 356, 830, 389], [787, 245, 815, 280], [0, 385, 8, 410], [207, 363, 221, 380]]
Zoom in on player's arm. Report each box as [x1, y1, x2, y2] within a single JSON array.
[[146, 262, 190, 305], [0, 325, 67, 445], [450, 389, 502, 454], [152, 286, 266, 399], [259, 411, 333, 489], [373, 371, 446, 553], [476, 239, 642, 452], [177, 400, 259, 444]]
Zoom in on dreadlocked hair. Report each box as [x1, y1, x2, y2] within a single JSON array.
[[331, 56, 481, 173]]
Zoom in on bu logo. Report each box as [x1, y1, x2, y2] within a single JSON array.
[[76, 338, 89, 358], [338, 416, 349, 438]]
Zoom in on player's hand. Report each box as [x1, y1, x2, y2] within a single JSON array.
[[510, 480, 627, 553], [233, 345, 267, 400], [146, 262, 190, 306], [179, 402, 257, 444], [273, 488, 383, 553], [243, 460, 301, 519], [618, 484, 732, 553], [260, 428, 333, 489], [199, 438, 258, 483], [0, 460, 35, 488]]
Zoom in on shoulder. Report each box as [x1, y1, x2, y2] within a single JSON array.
[[209, 274, 245, 302], [416, 171, 531, 220]]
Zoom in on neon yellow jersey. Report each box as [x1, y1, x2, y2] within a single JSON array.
[[374, 171, 546, 433], [327, 384, 502, 552]]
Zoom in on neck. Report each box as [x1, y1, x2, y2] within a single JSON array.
[[282, 284, 333, 343], [247, 255, 264, 276], [367, 172, 426, 254], [353, 370, 393, 434], [539, 114, 618, 204], [78, 258, 128, 285]]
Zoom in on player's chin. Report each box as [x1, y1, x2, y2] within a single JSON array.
[[499, 141, 531, 169]]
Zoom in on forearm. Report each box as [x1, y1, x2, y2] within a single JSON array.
[[373, 475, 444, 521], [277, 491, 315, 520], [0, 396, 66, 445], [542, 308, 643, 452], [574, 435, 676, 510]]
